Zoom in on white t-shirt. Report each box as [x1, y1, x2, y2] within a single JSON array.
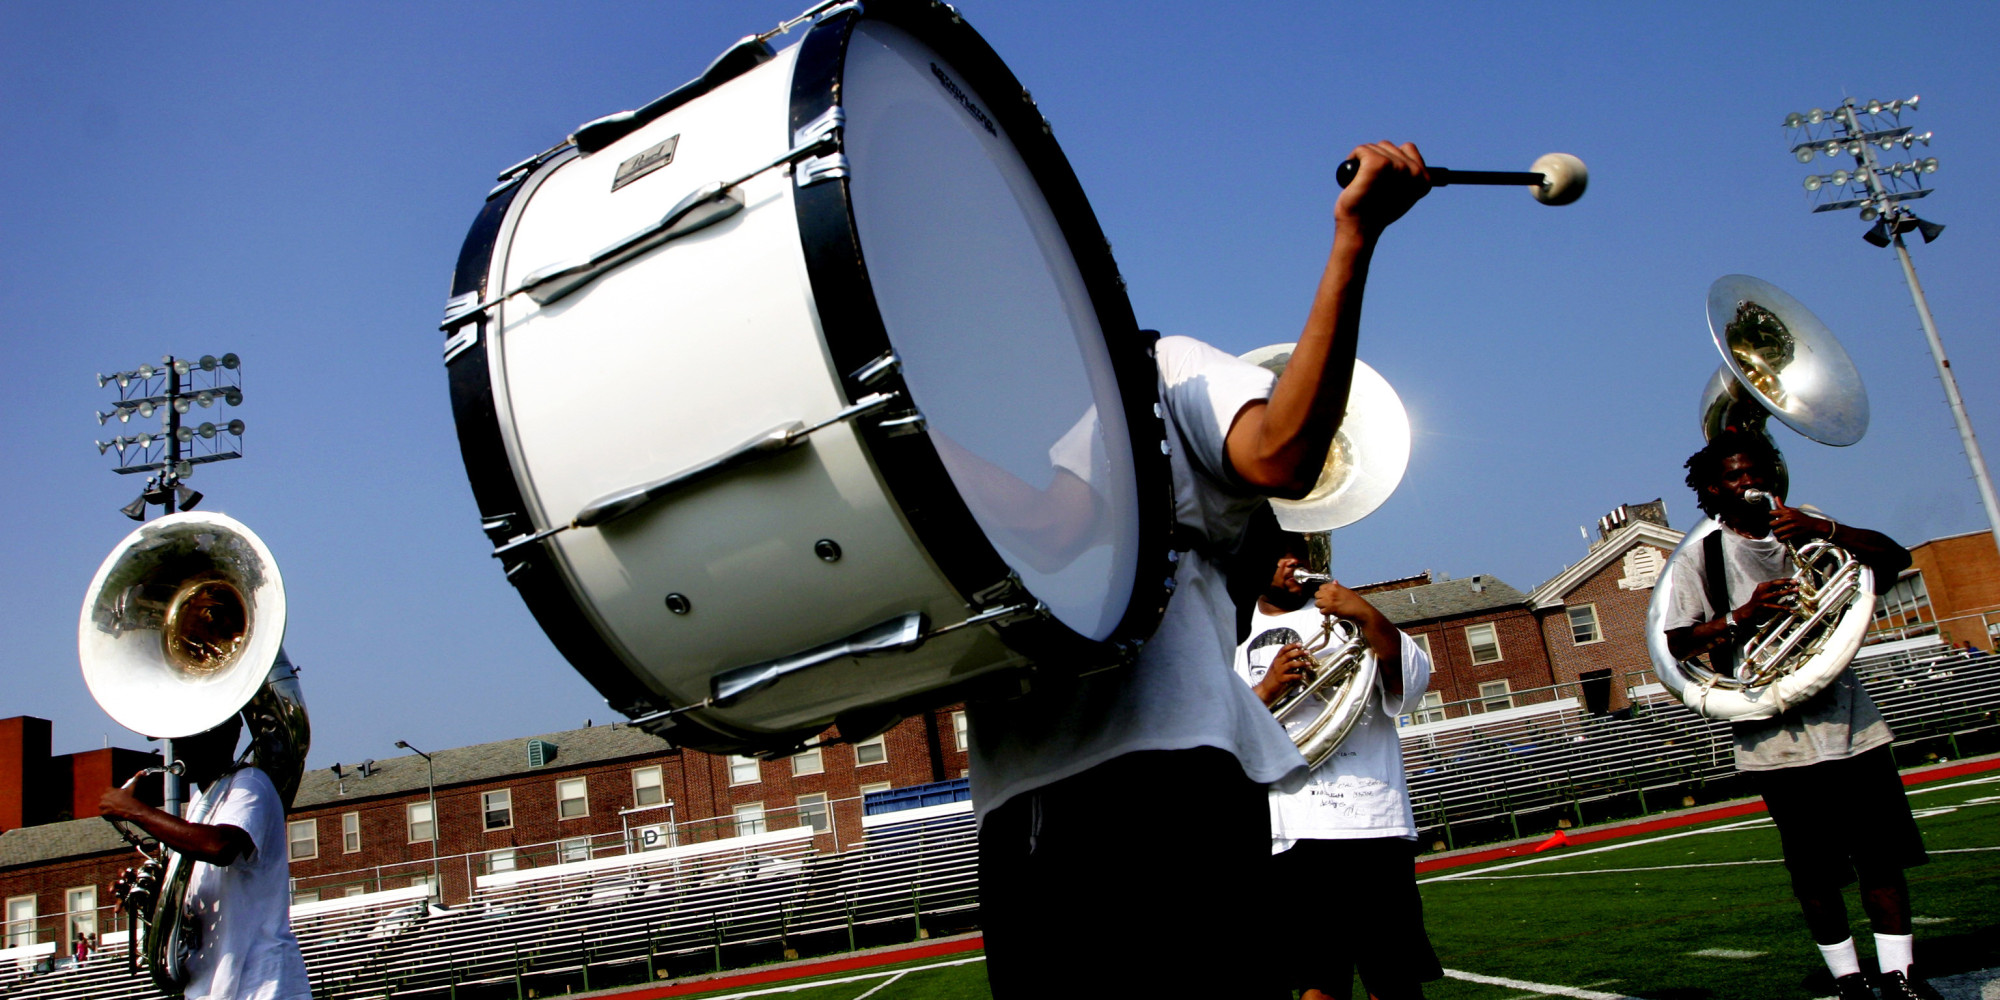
[[966, 336, 1310, 820], [182, 766, 311, 1000], [1235, 605, 1431, 848], [1657, 516, 1891, 771]]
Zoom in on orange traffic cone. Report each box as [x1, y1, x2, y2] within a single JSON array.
[[1532, 830, 1569, 853]]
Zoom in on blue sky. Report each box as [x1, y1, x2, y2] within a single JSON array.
[[4, 2, 1996, 769]]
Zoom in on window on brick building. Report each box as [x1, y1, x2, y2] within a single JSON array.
[[409, 872, 435, 896], [1466, 623, 1502, 664], [633, 765, 665, 807], [728, 755, 760, 785], [952, 711, 968, 751], [1479, 679, 1514, 712], [288, 819, 318, 861], [343, 886, 366, 898], [559, 837, 591, 864], [292, 890, 319, 907], [797, 793, 830, 833], [792, 745, 824, 776], [65, 887, 95, 947], [854, 735, 887, 766], [486, 849, 517, 874], [1873, 571, 1933, 633], [1410, 633, 1432, 658], [859, 781, 892, 797], [1568, 605, 1601, 645], [557, 778, 589, 819], [734, 802, 766, 837], [6, 896, 35, 948], [483, 789, 514, 831], [342, 811, 361, 853], [407, 801, 435, 843]]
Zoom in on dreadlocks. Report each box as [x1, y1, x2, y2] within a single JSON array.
[[1684, 429, 1783, 517]]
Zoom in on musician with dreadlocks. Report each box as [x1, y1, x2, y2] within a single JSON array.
[[1656, 429, 1934, 1000]]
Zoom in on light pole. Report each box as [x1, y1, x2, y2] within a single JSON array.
[[1782, 96, 2000, 550], [394, 741, 442, 904]]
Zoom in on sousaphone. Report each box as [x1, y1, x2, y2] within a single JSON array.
[[79, 511, 309, 993], [1645, 275, 1875, 720], [1239, 345, 1411, 767]]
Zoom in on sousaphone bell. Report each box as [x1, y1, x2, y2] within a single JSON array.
[[1240, 345, 1411, 766]]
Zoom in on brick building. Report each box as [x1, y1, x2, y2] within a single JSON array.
[[1527, 501, 1683, 715], [0, 717, 161, 832], [1359, 572, 1558, 721], [0, 708, 972, 949], [1885, 529, 2000, 650]]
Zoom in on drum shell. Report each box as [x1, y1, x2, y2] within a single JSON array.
[[444, 3, 1172, 751]]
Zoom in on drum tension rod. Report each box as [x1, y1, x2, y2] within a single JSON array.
[[442, 125, 846, 341], [489, 392, 900, 559]]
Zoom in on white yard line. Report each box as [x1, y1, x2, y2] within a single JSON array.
[[1445, 859, 1782, 881], [1906, 773, 2000, 795], [1443, 967, 1642, 999], [676, 955, 985, 999], [1687, 948, 1767, 959], [850, 970, 908, 999], [1421, 818, 1772, 884]]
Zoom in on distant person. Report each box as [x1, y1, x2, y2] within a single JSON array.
[[1236, 539, 1442, 1000], [1655, 430, 1934, 1000], [968, 142, 1433, 998], [99, 715, 310, 1000]]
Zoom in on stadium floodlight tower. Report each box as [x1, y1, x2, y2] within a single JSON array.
[[1783, 97, 2000, 549], [94, 353, 247, 520]]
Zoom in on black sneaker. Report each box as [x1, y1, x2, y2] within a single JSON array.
[[1834, 972, 1877, 1000], [1874, 970, 1943, 1000]]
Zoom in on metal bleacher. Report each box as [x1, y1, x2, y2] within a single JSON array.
[[1401, 639, 2000, 842], [0, 801, 977, 1000]]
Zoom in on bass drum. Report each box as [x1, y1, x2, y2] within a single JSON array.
[[442, 1, 1172, 754]]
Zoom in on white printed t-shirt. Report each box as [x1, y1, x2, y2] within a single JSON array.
[[966, 336, 1310, 821], [1236, 604, 1431, 849], [183, 766, 311, 1000]]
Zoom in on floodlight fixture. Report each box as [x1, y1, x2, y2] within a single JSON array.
[[1782, 92, 1995, 548], [92, 351, 247, 520]]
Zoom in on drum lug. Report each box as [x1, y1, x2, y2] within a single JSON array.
[[851, 351, 901, 387], [874, 409, 926, 436], [969, 573, 1026, 610], [792, 107, 850, 188]]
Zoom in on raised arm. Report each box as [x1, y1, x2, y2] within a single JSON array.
[[101, 779, 252, 866], [1226, 142, 1431, 496]]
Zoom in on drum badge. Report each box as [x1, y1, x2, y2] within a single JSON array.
[[612, 135, 679, 192]]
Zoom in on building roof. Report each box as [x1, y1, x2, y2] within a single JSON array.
[[1362, 574, 1527, 626], [0, 816, 130, 870], [1527, 518, 1685, 610], [292, 723, 673, 810]]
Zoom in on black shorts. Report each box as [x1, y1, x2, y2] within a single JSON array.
[[1266, 837, 1443, 1000], [1755, 745, 1928, 893], [979, 748, 1279, 999]]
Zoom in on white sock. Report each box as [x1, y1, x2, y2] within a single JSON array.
[[1817, 938, 1861, 978], [1875, 933, 1914, 977]]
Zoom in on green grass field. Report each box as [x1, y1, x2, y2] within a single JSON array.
[[646, 770, 2000, 1000]]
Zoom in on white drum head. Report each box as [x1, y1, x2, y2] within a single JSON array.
[[842, 21, 1141, 641]]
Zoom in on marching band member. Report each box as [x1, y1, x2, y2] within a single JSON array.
[[1656, 430, 1935, 1000], [1236, 539, 1442, 1000], [99, 715, 311, 1000], [967, 141, 1432, 998]]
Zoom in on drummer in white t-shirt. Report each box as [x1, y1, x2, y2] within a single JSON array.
[[1236, 538, 1442, 1000], [968, 142, 1434, 998]]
